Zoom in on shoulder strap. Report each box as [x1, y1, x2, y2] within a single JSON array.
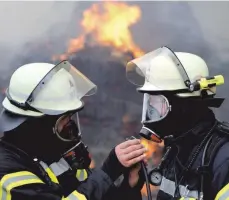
[[205, 136, 226, 167], [205, 121, 229, 167], [200, 122, 229, 198]]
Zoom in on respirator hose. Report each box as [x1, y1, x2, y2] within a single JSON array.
[[141, 161, 152, 200], [126, 136, 152, 200]]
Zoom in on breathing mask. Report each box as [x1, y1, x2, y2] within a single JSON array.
[[140, 94, 172, 143], [53, 112, 91, 169]]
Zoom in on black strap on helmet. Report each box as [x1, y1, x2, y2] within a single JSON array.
[[5, 89, 41, 112]]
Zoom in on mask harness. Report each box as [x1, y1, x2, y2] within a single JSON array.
[[128, 46, 225, 200]]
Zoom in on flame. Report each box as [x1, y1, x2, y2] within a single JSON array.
[[140, 138, 164, 197], [141, 184, 158, 197], [141, 138, 158, 160], [53, 1, 144, 61], [90, 159, 95, 169]]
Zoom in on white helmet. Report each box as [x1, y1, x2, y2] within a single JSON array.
[[126, 46, 225, 142], [0, 60, 97, 133], [126, 46, 218, 97]]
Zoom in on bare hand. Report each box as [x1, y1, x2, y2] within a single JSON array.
[[128, 163, 141, 187], [115, 139, 147, 168]]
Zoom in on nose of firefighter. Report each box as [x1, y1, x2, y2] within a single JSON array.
[[139, 126, 162, 143]]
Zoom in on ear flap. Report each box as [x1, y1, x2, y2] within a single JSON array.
[[0, 109, 28, 134]]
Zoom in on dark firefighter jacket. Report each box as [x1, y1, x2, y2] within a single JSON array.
[[156, 112, 229, 200], [0, 141, 143, 200]]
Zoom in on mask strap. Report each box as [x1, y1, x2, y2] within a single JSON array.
[[141, 93, 149, 123], [75, 113, 82, 136]]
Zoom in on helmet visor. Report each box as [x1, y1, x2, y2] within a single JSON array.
[[142, 94, 170, 123], [27, 60, 97, 115], [126, 46, 190, 90]]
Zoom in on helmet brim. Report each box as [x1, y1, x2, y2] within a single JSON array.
[[137, 82, 164, 93], [2, 97, 44, 117]]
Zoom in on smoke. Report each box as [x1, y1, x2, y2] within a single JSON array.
[[0, 1, 83, 82], [0, 1, 85, 46], [187, 1, 229, 61]]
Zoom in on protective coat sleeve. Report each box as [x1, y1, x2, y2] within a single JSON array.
[[100, 168, 145, 200], [77, 148, 127, 200], [101, 148, 127, 181]]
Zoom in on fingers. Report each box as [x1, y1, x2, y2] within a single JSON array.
[[115, 139, 148, 168], [143, 158, 148, 165], [123, 144, 145, 154], [129, 164, 141, 188], [118, 139, 141, 149], [131, 163, 141, 173], [126, 154, 146, 167], [129, 170, 140, 188], [124, 148, 147, 160]]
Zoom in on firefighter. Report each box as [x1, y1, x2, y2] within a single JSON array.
[[126, 46, 229, 199], [0, 61, 147, 200]]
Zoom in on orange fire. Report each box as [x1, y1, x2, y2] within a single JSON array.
[[89, 159, 95, 169], [141, 138, 158, 160], [141, 184, 158, 197], [140, 138, 164, 197], [52, 1, 144, 61]]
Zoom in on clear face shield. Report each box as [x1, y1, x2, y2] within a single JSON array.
[[126, 46, 191, 91]]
